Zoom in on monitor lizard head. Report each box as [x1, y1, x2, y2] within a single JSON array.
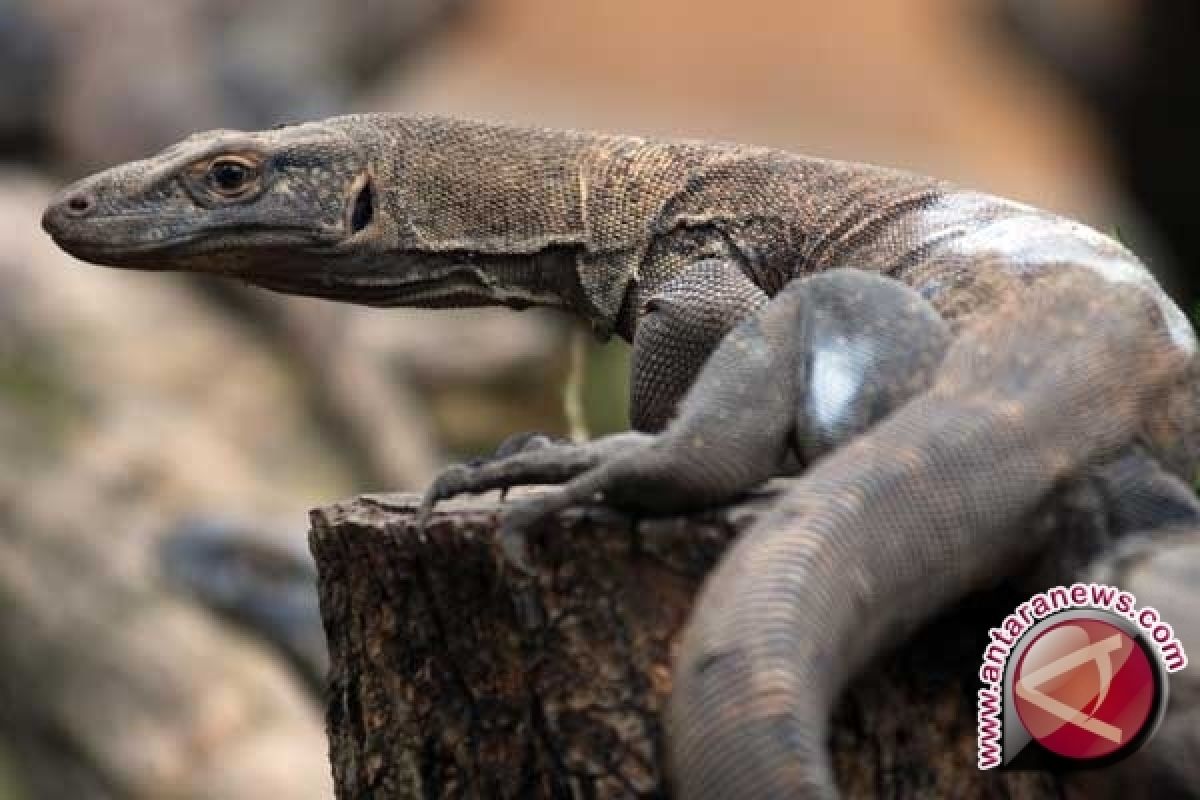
[[42, 119, 375, 277], [43, 114, 592, 315]]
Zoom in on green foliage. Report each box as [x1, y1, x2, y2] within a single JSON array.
[[0, 341, 86, 461], [0, 349, 81, 440], [582, 336, 631, 436], [0, 745, 27, 800]]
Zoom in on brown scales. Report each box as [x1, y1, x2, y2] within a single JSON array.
[[41, 114, 1200, 799]]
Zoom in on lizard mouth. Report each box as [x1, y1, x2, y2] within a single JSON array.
[[45, 224, 331, 270], [43, 200, 341, 271], [42, 214, 205, 269]]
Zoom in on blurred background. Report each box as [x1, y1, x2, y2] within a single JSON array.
[[0, 0, 1196, 797]]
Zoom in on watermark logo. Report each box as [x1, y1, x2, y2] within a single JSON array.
[[977, 583, 1186, 770], [1012, 616, 1157, 760]]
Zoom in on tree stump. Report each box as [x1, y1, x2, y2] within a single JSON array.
[[309, 489, 1065, 799]]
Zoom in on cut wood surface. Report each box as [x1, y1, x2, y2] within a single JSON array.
[[311, 488, 1067, 799]]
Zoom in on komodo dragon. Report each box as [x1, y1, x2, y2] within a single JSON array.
[[42, 114, 1200, 798]]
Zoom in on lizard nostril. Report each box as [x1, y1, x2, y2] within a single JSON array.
[[64, 191, 96, 217]]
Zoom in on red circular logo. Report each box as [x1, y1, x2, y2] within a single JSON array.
[[1013, 617, 1158, 760]]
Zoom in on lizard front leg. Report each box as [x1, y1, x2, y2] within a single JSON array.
[[629, 259, 770, 433], [467, 269, 952, 532], [418, 260, 768, 520]]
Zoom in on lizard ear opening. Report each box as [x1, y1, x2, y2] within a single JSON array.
[[350, 175, 374, 233]]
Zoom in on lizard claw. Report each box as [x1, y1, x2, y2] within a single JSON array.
[[416, 464, 471, 529], [418, 433, 635, 530], [497, 524, 536, 575], [495, 489, 581, 573], [415, 495, 436, 530], [496, 501, 543, 575]]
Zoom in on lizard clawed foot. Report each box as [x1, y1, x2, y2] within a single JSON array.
[[495, 484, 601, 573], [494, 434, 559, 503], [416, 432, 652, 528], [416, 464, 474, 527]]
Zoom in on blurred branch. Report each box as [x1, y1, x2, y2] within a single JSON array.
[[562, 327, 589, 442], [0, 480, 333, 800]]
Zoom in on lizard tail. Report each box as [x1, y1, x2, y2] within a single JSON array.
[[667, 272, 1187, 799]]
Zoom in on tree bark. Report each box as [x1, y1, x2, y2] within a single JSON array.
[[309, 489, 1065, 799]]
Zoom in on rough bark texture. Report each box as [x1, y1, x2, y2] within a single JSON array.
[[311, 489, 1064, 799]]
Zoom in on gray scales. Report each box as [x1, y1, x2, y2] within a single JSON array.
[[43, 114, 1200, 799]]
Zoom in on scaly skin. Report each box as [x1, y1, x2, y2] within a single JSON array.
[[42, 115, 1200, 797]]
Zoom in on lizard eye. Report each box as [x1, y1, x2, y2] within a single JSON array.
[[206, 158, 258, 196]]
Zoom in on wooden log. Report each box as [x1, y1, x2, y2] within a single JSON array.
[[311, 487, 1078, 799]]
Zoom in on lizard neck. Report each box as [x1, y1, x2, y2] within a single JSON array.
[[317, 114, 623, 332]]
